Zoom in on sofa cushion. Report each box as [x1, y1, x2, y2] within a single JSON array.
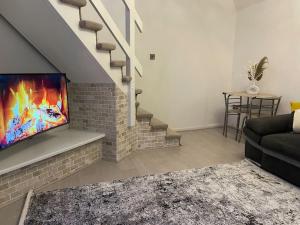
[[244, 127, 262, 144], [246, 114, 293, 136], [261, 133, 300, 161]]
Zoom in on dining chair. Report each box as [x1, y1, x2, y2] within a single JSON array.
[[238, 96, 282, 142], [222, 92, 243, 140]]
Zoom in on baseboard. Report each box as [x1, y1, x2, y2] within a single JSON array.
[[174, 124, 222, 132]]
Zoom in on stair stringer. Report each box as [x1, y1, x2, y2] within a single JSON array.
[[0, 0, 128, 94]]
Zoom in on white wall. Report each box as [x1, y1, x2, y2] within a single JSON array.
[[0, 16, 57, 73], [101, 0, 126, 37], [135, 0, 236, 130], [233, 0, 265, 11], [232, 0, 300, 114]]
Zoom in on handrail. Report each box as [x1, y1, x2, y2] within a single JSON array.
[[89, 0, 143, 76], [89, 0, 143, 126], [122, 0, 143, 33]]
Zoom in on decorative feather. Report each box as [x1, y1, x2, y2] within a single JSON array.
[[255, 56, 268, 81], [247, 57, 269, 81]]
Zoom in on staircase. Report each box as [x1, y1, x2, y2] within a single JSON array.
[[0, 0, 182, 151], [60, 0, 132, 84], [56, 0, 182, 148], [0, 0, 142, 127], [56, 0, 142, 126], [135, 89, 182, 149]]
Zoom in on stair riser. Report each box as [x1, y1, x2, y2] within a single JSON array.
[[97, 47, 115, 51], [165, 138, 181, 147], [165, 136, 181, 146], [151, 127, 168, 132], [166, 137, 181, 141], [96, 44, 116, 51], [111, 63, 126, 68], [137, 117, 153, 122]]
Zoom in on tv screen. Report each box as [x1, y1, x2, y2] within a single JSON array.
[[0, 73, 69, 150]]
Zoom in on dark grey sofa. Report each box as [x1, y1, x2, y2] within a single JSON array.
[[244, 113, 300, 187]]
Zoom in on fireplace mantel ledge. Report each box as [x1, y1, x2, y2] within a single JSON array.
[[0, 128, 105, 176]]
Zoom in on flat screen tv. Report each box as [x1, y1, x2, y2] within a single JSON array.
[[0, 73, 69, 150]]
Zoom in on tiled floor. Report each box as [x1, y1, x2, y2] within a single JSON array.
[[0, 128, 244, 225]]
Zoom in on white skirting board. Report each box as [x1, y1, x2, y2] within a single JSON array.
[[18, 189, 34, 225], [174, 124, 222, 132]]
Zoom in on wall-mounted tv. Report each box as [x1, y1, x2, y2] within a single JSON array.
[[0, 73, 69, 150]]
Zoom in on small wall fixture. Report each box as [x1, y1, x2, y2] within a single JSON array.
[[150, 54, 156, 60]]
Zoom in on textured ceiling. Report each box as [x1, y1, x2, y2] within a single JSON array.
[[234, 0, 265, 10]]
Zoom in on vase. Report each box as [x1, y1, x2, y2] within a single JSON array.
[[246, 81, 260, 95]]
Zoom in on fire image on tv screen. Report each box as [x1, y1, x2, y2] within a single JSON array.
[[0, 74, 69, 150]]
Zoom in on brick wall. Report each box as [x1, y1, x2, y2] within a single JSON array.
[[115, 87, 137, 161], [0, 140, 102, 208], [68, 83, 117, 160], [68, 83, 137, 161]]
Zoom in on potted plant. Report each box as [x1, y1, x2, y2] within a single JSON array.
[[246, 56, 269, 94]]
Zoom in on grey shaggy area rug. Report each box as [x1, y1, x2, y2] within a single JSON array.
[[24, 160, 300, 225]]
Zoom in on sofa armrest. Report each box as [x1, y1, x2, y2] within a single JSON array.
[[245, 114, 293, 136]]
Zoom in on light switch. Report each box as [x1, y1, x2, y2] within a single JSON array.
[[150, 54, 156, 60]]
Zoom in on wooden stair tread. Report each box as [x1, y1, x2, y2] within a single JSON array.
[[122, 76, 132, 83], [96, 42, 116, 51], [150, 118, 168, 130], [166, 129, 181, 139], [60, 0, 87, 7], [135, 89, 142, 96], [137, 108, 153, 120], [111, 60, 126, 68], [79, 20, 103, 32]]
